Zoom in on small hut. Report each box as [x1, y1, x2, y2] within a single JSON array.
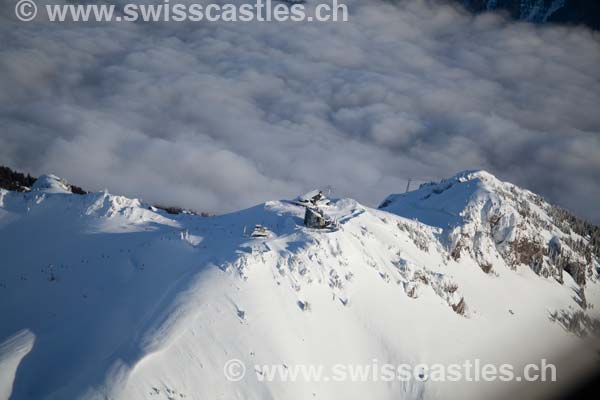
[[250, 224, 269, 237], [297, 190, 330, 206]]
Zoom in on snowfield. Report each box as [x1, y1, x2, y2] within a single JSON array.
[[0, 172, 599, 399]]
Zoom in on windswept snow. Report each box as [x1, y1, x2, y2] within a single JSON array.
[[381, 170, 599, 278], [30, 175, 73, 195], [0, 330, 34, 400], [0, 171, 599, 399]]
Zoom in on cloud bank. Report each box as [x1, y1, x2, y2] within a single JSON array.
[[1, 0, 599, 221]]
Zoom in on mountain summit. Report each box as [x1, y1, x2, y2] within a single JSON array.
[[380, 170, 598, 285], [0, 169, 599, 399]]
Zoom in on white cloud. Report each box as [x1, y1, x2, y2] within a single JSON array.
[[1, 0, 599, 220]]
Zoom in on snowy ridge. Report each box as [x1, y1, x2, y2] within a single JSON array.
[[381, 170, 600, 334], [380, 170, 598, 282], [1, 171, 599, 399], [30, 175, 72, 194], [462, 0, 567, 23]]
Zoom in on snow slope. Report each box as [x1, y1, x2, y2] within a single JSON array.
[[380, 170, 598, 283], [0, 173, 599, 400]]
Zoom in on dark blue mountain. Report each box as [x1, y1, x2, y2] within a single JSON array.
[[460, 0, 600, 29]]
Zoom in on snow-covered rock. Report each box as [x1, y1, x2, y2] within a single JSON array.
[[380, 170, 599, 285], [30, 174, 72, 194], [0, 171, 599, 400]]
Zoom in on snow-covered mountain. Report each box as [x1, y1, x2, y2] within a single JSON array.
[[462, 0, 566, 23], [380, 170, 598, 287], [459, 0, 600, 29], [0, 171, 599, 399]]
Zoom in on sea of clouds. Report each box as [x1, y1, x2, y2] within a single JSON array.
[[1, 0, 599, 220]]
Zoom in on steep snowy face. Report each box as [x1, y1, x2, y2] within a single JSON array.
[[1, 175, 599, 400], [381, 170, 600, 325]]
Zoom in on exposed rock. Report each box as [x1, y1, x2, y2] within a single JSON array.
[[304, 207, 335, 229], [565, 261, 587, 286], [452, 297, 467, 315], [550, 309, 600, 337]]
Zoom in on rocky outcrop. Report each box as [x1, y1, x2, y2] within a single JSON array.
[[380, 170, 599, 290], [304, 207, 329, 229]]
